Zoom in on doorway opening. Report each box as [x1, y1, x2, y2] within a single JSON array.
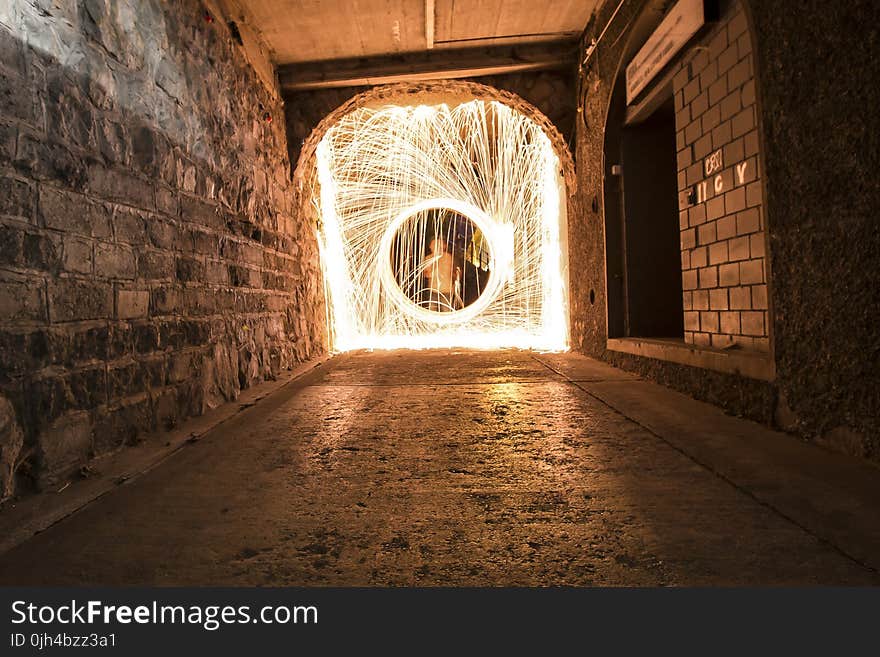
[[605, 78, 684, 339]]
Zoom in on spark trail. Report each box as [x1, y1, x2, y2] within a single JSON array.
[[315, 99, 568, 351]]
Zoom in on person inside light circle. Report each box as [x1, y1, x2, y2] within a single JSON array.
[[419, 237, 463, 312]]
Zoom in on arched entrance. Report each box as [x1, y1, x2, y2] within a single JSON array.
[[295, 82, 575, 352]]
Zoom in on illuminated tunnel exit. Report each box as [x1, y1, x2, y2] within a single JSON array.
[[313, 94, 570, 352], [2, 0, 878, 603]]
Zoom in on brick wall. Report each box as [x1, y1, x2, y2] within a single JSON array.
[[673, 3, 769, 351], [572, 0, 878, 460], [569, 0, 777, 427], [0, 0, 325, 498]]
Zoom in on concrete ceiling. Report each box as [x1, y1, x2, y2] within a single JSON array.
[[243, 0, 598, 64]]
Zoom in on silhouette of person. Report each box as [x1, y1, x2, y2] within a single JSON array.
[[420, 237, 463, 311]]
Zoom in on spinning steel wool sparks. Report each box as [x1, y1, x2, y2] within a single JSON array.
[[315, 99, 568, 351]]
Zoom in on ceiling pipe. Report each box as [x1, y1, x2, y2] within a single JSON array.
[[581, 0, 627, 67], [425, 0, 435, 49]]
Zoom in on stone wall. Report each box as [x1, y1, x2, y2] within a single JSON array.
[[291, 79, 574, 193], [746, 0, 880, 459], [570, 0, 780, 422], [283, 69, 577, 181], [0, 0, 326, 498], [572, 0, 879, 461]]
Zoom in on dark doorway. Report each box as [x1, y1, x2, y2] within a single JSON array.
[[619, 96, 684, 337], [605, 78, 684, 339]]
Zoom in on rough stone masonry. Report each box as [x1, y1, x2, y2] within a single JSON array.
[[569, 0, 880, 461], [0, 0, 326, 498]]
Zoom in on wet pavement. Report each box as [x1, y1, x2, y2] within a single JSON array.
[[1, 349, 878, 586]]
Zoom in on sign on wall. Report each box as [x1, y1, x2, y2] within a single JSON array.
[[689, 158, 752, 205], [626, 0, 707, 105], [704, 148, 723, 176]]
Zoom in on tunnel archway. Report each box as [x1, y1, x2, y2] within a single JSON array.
[[294, 82, 576, 352]]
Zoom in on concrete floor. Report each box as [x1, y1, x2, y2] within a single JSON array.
[[1, 349, 879, 586]]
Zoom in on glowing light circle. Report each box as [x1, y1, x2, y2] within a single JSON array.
[[314, 99, 570, 351], [378, 198, 504, 325]]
